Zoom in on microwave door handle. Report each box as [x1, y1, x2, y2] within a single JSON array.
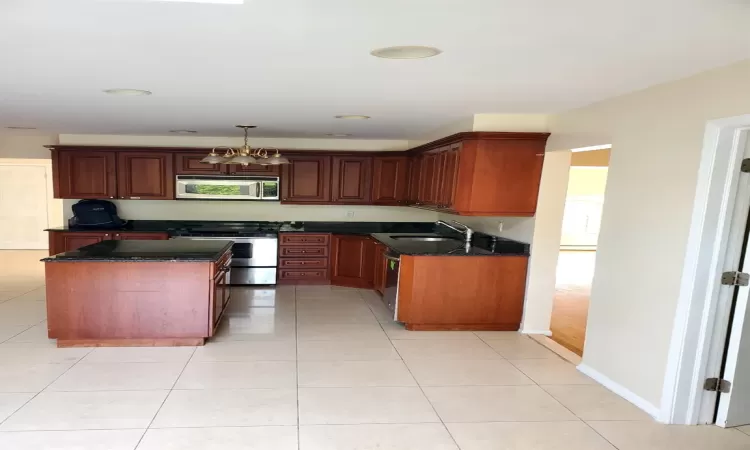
[[256, 182, 261, 199]]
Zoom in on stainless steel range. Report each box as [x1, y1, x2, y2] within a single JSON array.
[[170, 222, 281, 285]]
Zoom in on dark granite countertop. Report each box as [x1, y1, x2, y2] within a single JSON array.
[[279, 221, 436, 235], [42, 239, 233, 262], [370, 233, 530, 257]]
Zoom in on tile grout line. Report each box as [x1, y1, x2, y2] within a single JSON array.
[[132, 345, 198, 450], [370, 304, 463, 450], [0, 345, 95, 429], [293, 285, 300, 450]]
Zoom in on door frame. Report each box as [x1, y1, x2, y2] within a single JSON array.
[[660, 114, 750, 425], [0, 158, 63, 249]]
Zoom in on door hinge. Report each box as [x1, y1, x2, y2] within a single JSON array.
[[721, 271, 749, 286], [704, 378, 731, 393], [741, 159, 750, 173]]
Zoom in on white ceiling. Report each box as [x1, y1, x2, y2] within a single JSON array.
[[1, 0, 749, 139]]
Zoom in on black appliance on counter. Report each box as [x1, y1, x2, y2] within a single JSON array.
[[170, 222, 282, 286]]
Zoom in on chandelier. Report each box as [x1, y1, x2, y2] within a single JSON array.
[[200, 125, 290, 166]]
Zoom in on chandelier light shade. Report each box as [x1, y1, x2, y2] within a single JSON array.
[[200, 125, 290, 166]]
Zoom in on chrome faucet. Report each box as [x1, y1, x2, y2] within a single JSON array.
[[436, 220, 474, 247]]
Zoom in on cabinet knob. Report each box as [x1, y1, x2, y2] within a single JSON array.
[[109, 196, 114, 199], [115, 234, 120, 237], [104, 234, 110, 237]]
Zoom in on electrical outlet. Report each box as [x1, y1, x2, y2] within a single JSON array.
[[346, 211, 356, 218], [497, 221, 504, 233]]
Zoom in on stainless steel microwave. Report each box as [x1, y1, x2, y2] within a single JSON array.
[[175, 175, 280, 201]]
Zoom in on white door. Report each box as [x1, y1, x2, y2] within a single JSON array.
[[0, 165, 49, 249], [717, 275, 750, 426]]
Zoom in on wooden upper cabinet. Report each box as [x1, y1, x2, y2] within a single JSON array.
[[228, 163, 280, 176], [418, 152, 439, 205], [407, 156, 422, 204], [436, 145, 460, 210], [281, 155, 331, 203], [331, 156, 372, 204], [55, 150, 117, 199], [372, 156, 409, 205], [117, 152, 175, 200], [330, 235, 374, 288], [174, 152, 226, 175]]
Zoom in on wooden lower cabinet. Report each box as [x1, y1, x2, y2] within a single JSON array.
[[277, 233, 331, 284], [373, 243, 387, 294], [48, 231, 170, 256], [330, 235, 375, 288], [210, 266, 230, 334], [395, 255, 528, 331]]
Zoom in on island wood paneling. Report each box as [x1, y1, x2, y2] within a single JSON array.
[[45, 261, 215, 346]]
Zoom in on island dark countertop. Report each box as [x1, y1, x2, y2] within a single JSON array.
[[42, 239, 233, 262], [370, 233, 530, 257]]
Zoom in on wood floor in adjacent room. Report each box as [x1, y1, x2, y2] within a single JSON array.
[[550, 250, 595, 356]]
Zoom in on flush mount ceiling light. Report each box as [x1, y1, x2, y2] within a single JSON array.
[[326, 133, 351, 137], [200, 125, 290, 166], [103, 88, 152, 96], [370, 46, 442, 59], [169, 129, 197, 134], [334, 115, 371, 120], [129, 0, 244, 4]]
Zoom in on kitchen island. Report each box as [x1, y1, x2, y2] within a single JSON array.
[[42, 239, 233, 347]]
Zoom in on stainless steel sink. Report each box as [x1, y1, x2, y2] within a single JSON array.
[[389, 236, 460, 242]]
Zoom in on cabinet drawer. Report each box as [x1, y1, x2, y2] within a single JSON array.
[[279, 258, 328, 269], [280, 234, 330, 246], [278, 268, 328, 281], [279, 246, 329, 258]]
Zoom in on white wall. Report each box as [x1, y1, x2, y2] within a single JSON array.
[[538, 59, 750, 410], [63, 199, 439, 223]]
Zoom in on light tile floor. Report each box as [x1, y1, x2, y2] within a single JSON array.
[[0, 250, 749, 449]]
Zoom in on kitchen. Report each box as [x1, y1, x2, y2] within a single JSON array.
[[43, 130, 545, 346]]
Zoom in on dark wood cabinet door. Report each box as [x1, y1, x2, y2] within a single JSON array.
[[174, 152, 227, 175], [211, 270, 228, 332], [437, 146, 460, 209], [407, 156, 422, 204], [418, 153, 438, 205], [56, 151, 117, 199], [330, 235, 374, 288], [49, 232, 112, 256], [281, 155, 331, 203], [331, 156, 372, 204], [372, 156, 409, 205], [373, 243, 387, 294], [228, 164, 280, 176], [114, 232, 169, 240], [117, 152, 174, 200]]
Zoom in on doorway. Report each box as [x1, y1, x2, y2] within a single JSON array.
[[549, 150, 609, 356], [0, 159, 61, 249]]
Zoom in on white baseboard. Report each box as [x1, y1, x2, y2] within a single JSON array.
[[577, 363, 661, 420], [520, 329, 552, 336]]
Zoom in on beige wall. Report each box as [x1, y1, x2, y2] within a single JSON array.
[[63, 199, 439, 223], [567, 167, 609, 196], [571, 149, 610, 167], [0, 134, 57, 159], [59, 134, 409, 151], [539, 59, 750, 410]]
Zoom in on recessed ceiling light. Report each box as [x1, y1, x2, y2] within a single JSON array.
[[169, 129, 198, 134], [334, 115, 371, 120], [135, 0, 244, 4], [5, 126, 37, 130], [103, 88, 152, 96], [326, 133, 351, 137], [371, 46, 442, 59]]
